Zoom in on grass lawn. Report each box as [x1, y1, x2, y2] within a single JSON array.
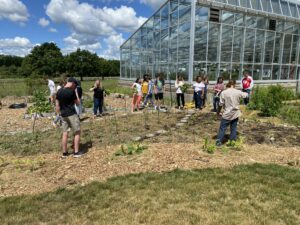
[[0, 164, 299, 225]]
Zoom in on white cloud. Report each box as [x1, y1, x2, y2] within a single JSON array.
[[62, 33, 102, 54], [140, 0, 166, 9], [103, 33, 125, 59], [38, 17, 50, 27], [0, 0, 29, 22], [49, 27, 57, 32], [0, 36, 33, 56], [46, 0, 146, 35]]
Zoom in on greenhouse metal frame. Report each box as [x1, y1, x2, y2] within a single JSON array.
[[120, 0, 300, 83]]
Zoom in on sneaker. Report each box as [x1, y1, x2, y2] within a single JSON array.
[[216, 140, 222, 147], [73, 151, 84, 158], [61, 152, 69, 159]]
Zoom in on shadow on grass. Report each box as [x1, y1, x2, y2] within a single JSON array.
[[0, 164, 299, 225]]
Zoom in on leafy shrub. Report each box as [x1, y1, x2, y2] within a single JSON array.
[[27, 90, 52, 115], [249, 85, 296, 116], [279, 105, 300, 125]]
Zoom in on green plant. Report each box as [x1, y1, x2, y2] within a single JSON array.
[[279, 105, 300, 125], [226, 137, 245, 151], [181, 83, 190, 93], [249, 85, 296, 116], [114, 143, 148, 156], [203, 137, 216, 154], [27, 90, 52, 115]]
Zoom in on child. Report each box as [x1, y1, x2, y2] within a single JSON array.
[[193, 76, 205, 110], [131, 78, 143, 112], [213, 77, 224, 112], [90, 80, 104, 117], [175, 75, 185, 109], [143, 75, 155, 107], [154, 73, 165, 110], [141, 74, 149, 103]]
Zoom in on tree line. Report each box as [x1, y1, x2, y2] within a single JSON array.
[[0, 42, 120, 80]]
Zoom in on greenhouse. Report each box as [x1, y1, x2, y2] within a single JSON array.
[[120, 0, 300, 83]]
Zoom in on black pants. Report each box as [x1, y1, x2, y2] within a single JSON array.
[[176, 93, 185, 107]]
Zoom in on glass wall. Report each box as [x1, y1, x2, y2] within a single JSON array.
[[121, 0, 300, 82]]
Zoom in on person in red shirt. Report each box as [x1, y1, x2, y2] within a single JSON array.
[[241, 71, 254, 105]]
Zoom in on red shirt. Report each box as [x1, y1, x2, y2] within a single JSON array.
[[242, 77, 252, 89]]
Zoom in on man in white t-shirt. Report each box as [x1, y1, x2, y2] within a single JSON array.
[[216, 80, 248, 146], [48, 79, 56, 104]]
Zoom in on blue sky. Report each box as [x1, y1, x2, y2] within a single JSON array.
[[0, 0, 166, 58]]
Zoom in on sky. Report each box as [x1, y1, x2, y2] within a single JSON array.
[[0, 0, 166, 59]]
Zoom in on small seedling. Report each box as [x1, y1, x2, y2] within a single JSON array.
[[114, 143, 148, 156], [203, 137, 216, 154], [226, 137, 245, 151]]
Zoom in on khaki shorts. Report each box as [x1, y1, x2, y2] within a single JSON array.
[[62, 114, 80, 133]]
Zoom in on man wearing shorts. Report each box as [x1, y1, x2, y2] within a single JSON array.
[[56, 77, 82, 158], [154, 74, 165, 110]]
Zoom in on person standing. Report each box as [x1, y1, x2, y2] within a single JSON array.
[[154, 73, 165, 110], [216, 80, 248, 146], [213, 77, 225, 112], [175, 75, 185, 109], [141, 75, 149, 104], [90, 80, 104, 117], [131, 78, 143, 112], [193, 76, 205, 110], [56, 77, 83, 158], [241, 71, 254, 105], [143, 75, 155, 107], [47, 78, 56, 104], [74, 80, 83, 118]]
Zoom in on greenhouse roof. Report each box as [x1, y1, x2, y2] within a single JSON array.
[[203, 0, 300, 21]]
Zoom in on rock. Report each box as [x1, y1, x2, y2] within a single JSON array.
[[176, 123, 184, 127], [270, 137, 275, 142], [181, 119, 188, 123], [132, 136, 143, 142], [145, 133, 155, 138], [156, 130, 168, 135], [187, 110, 195, 115], [24, 114, 31, 120]]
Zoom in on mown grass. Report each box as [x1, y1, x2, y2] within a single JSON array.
[[0, 164, 299, 225]]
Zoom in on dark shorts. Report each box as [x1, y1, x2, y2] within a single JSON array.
[[155, 93, 163, 100]]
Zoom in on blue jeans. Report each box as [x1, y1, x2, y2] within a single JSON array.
[[144, 93, 154, 106], [194, 91, 203, 109], [216, 118, 239, 143], [93, 98, 103, 115], [213, 96, 220, 112], [242, 89, 251, 105]]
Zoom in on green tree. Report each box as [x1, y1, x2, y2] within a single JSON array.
[[65, 49, 100, 81], [21, 42, 64, 77]]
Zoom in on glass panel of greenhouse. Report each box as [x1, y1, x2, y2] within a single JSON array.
[[120, 0, 300, 82]]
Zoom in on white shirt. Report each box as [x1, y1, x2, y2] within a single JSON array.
[[134, 83, 142, 96], [193, 82, 205, 92], [57, 85, 62, 91], [175, 81, 184, 94], [48, 80, 55, 95]]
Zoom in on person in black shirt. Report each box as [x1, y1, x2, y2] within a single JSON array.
[[90, 80, 104, 117], [56, 77, 82, 158]]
